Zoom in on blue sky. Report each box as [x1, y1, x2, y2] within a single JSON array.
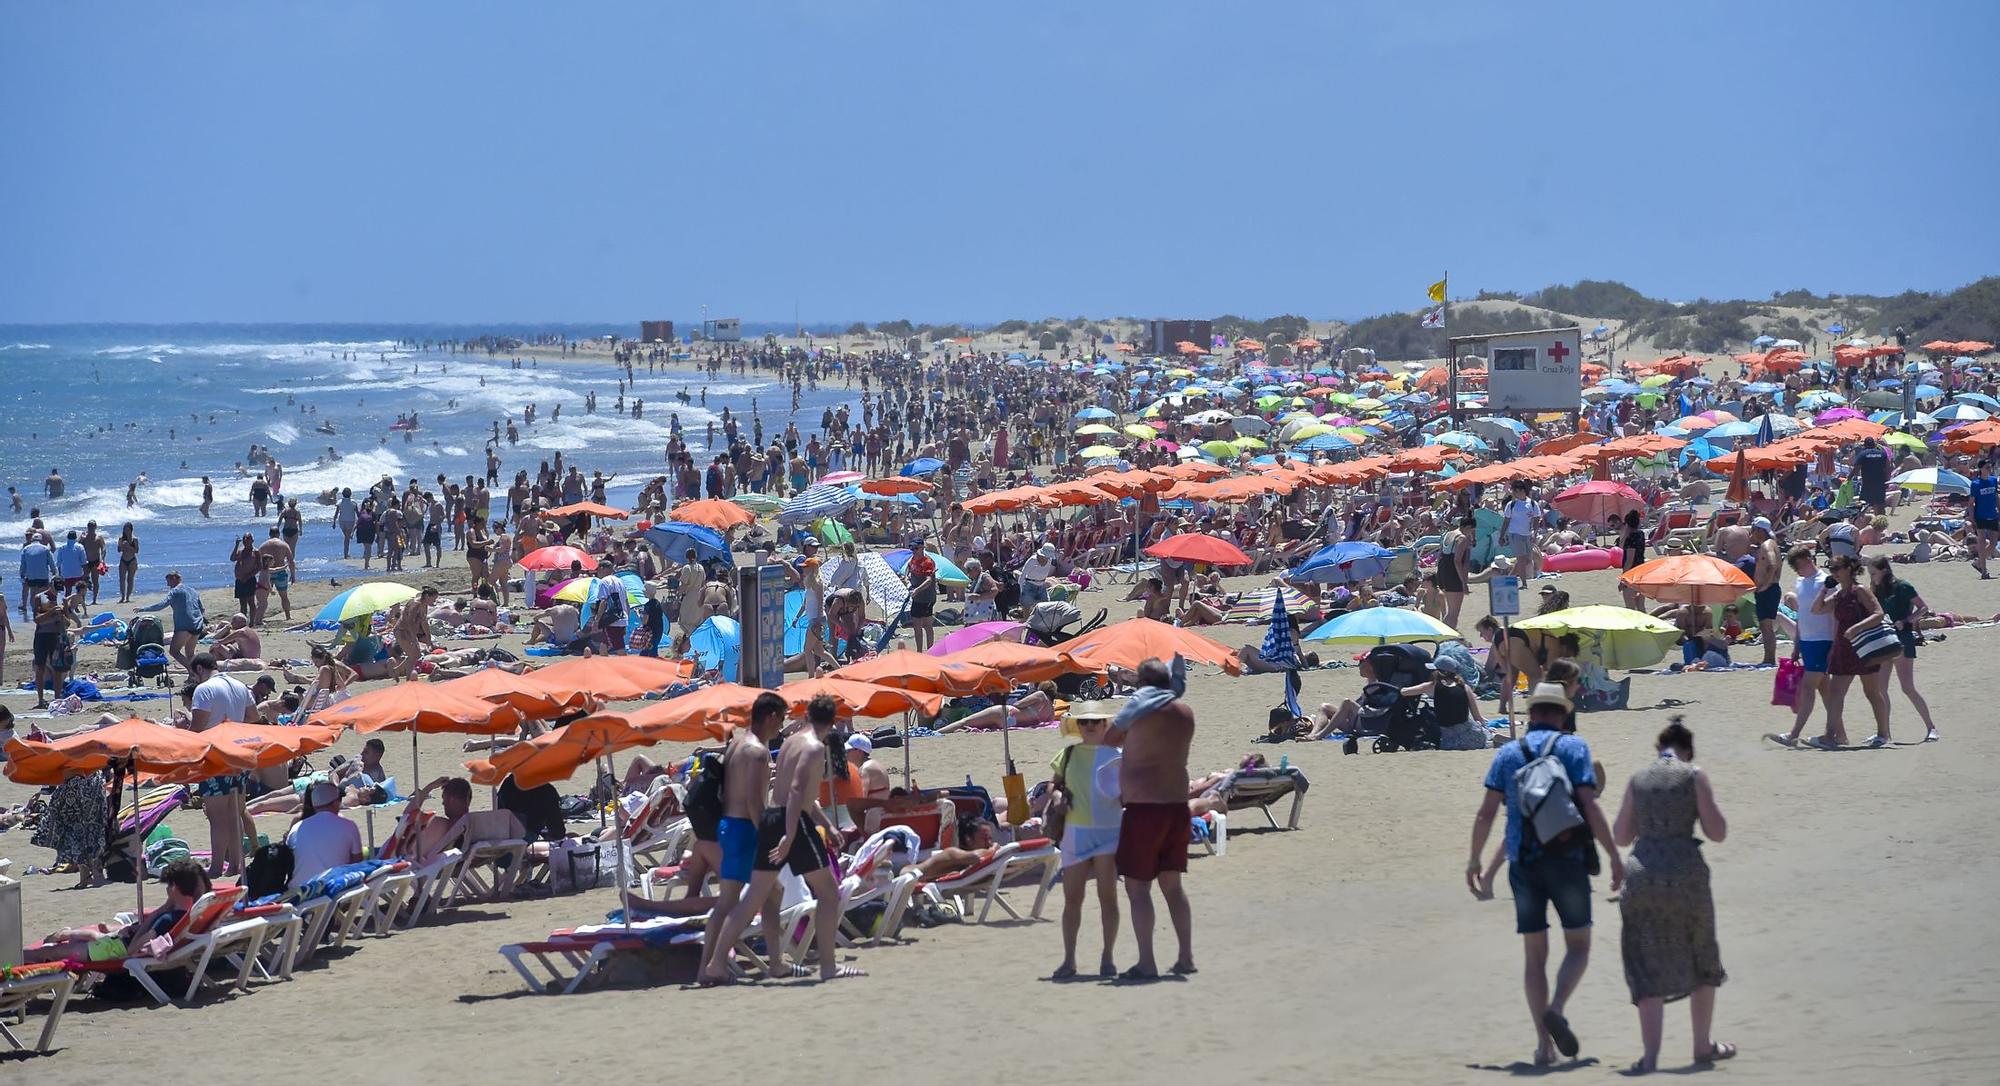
[[2, 1, 1994, 325]]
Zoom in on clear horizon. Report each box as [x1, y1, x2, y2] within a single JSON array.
[[3, 1, 1995, 325]]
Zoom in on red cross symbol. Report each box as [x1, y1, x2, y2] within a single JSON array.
[[1547, 340, 1571, 366]]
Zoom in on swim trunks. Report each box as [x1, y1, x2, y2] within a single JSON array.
[[273, 570, 290, 592], [754, 806, 828, 875], [1115, 802, 1190, 881], [717, 816, 756, 883], [1754, 583, 1781, 621]]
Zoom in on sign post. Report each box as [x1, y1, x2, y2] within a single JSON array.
[[1489, 574, 1522, 729], [737, 564, 790, 689]]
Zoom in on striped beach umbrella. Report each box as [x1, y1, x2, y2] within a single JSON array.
[[778, 483, 860, 524]]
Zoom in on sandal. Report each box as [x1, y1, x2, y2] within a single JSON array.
[[1542, 1010, 1579, 1058], [1694, 1041, 1737, 1064]]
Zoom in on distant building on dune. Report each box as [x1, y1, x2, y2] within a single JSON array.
[[639, 320, 675, 343], [1145, 318, 1213, 356]]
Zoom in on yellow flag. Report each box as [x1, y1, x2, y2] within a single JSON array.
[[1427, 278, 1448, 304]]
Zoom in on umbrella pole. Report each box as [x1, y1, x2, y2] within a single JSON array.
[[601, 753, 635, 933], [901, 710, 912, 788], [411, 729, 422, 792], [131, 759, 144, 918]]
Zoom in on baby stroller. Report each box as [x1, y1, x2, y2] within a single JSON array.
[[119, 615, 171, 687], [1358, 642, 1439, 753], [1023, 602, 1109, 698]]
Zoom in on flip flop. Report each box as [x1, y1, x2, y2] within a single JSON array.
[[1694, 1041, 1737, 1064], [1117, 965, 1160, 983], [1542, 1009, 1579, 1057], [1050, 964, 1078, 980]]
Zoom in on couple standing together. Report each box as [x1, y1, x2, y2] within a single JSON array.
[[1050, 656, 1198, 983]]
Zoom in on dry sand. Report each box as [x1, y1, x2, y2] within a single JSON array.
[[5, 527, 1999, 1083]]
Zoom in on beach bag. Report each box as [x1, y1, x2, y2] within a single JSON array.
[[1771, 657, 1804, 708], [1514, 732, 1586, 848], [243, 842, 295, 900], [548, 838, 610, 894], [1043, 746, 1074, 844], [1847, 616, 1902, 663], [682, 750, 725, 825]]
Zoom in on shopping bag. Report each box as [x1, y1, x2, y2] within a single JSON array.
[[1771, 657, 1803, 708]]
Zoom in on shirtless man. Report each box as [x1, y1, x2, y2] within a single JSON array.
[[1115, 657, 1196, 980], [79, 521, 105, 605], [1748, 517, 1782, 665], [1711, 520, 1753, 565], [210, 612, 263, 662], [700, 692, 796, 984], [705, 694, 862, 983], [254, 527, 293, 624]]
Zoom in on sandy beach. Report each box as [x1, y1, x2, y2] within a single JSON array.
[[6, 519, 1998, 1084]]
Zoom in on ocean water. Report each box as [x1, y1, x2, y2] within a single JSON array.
[[0, 324, 859, 596]]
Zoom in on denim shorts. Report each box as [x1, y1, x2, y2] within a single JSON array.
[[1508, 853, 1592, 934]]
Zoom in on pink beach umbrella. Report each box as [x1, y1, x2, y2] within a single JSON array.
[[926, 620, 1028, 657], [819, 470, 866, 486], [1814, 407, 1866, 425]]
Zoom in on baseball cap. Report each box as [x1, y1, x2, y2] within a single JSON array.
[[308, 780, 340, 808], [1752, 516, 1772, 531], [845, 733, 872, 754]]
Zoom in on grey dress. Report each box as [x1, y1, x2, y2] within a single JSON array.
[[1619, 756, 1727, 1004]]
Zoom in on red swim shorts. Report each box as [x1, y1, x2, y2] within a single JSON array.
[[1116, 802, 1191, 881]]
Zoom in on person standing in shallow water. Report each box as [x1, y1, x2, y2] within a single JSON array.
[[1611, 720, 1734, 1074]]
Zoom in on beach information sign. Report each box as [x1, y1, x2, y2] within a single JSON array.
[[737, 564, 791, 689], [1488, 575, 1521, 617], [1483, 327, 1584, 413]]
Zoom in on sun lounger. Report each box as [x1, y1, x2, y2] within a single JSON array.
[[498, 915, 707, 995], [452, 839, 530, 902], [61, 885, 265, 1006], [0, 962, 74, 1055], [926, 838, 1060, 924], [1213, 766, 1309, 830]]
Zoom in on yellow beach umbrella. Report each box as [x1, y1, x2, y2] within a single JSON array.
[[1074, 423, 1118, 436], [1077, 444, 1123, 459], [1123, 423, 1158, 440]]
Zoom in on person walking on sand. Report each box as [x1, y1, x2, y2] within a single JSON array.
[[1115, 657, 1196, 981], [703, 694, 864, 983], [1867, 557, 1939, 742], [1466, 682, 1624, 1068], [1771, 546, 1843, 749], [698, 691, 786, 985], [1612, 720, 1734, 1074], [1051, 702, 1124, 980]]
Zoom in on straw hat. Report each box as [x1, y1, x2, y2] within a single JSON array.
[[1067, 699, 1125, 722]]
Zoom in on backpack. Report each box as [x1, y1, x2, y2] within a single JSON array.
[[683, 750, 725, 824], [1514, 731, 1586, 848], [243, 842, 296, 900]]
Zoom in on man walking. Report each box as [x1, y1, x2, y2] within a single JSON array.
[[697, 689, 786, 984], [1114, 657, 1196, 981], [1772, 546, 1842, 748], [1970, 459, 1998, 580], [1466, 683, 1623, 1067], [1748, 518, 1782, 665], [701, 693, 863, 983]]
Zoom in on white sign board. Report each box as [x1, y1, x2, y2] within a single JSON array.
[[1488, 575, 1522, 618], [1483, 328, 1583, 413]]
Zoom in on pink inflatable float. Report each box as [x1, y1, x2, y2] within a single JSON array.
[[1541, 547, 1620, 573]]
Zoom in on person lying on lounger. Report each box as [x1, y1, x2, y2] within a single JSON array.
[[935, 683, 1059, 733], [26, 859, 211, 963], [905, 818, 1003, 881]]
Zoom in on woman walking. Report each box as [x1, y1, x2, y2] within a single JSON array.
[[1868, 557, 1939, 742], [1612, 720, 1732, 1073], [31, 768, 108, 888], [1813, 555, 1893, 748], [116, 523, 140, 603]]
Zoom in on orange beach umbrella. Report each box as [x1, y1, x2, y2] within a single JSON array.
[[826, 651, 1011, 697], [671, 498, 757, 531], [1620, 554, 1755, 606], [1061, 617, 1244, 675], [544, 501, 629, 520]]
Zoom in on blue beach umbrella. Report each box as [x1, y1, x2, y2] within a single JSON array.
[[1303, 607, 1462, 645], [687, 616, 741, 680], [644, 521, 730, 563], [1288, 541, 1396, 585], [900, 457, 946, 477], [881, 548, 970, 586]]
